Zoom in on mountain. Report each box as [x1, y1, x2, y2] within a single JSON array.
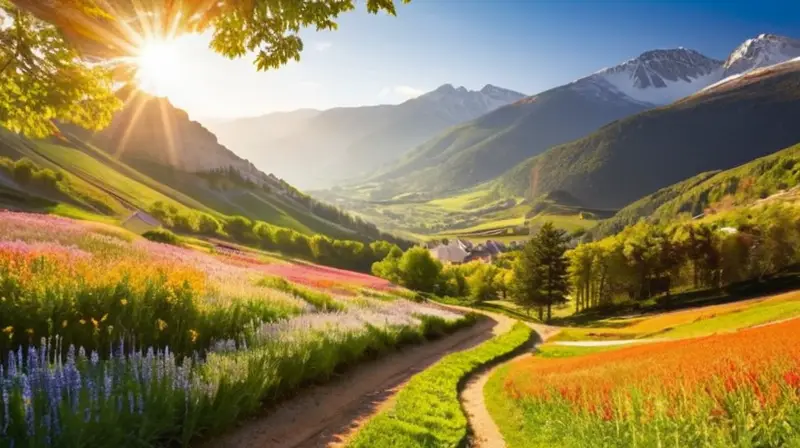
[[206, 84, 526, 190], [361, 48, 723, 199], [29, 88, 406, 244], [493, 59, 800, 211], [87, 88, 271, 182], [592, 141, 800, 238], [722, 34, 800, 77], [206, 109, 321, 154]]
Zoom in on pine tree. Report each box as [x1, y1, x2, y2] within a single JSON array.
[[513, 222, 570, 322]]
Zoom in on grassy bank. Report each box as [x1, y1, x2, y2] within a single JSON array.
[[348, 322, 532, 448], [550, 290, 800, 342]]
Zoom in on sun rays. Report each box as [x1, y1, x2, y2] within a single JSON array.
[[99, 1, 188, 166]]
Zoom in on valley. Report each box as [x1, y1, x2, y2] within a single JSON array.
[[2, 2, 800, 448]]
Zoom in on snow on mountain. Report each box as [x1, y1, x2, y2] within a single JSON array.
[[573, 49, 724, 106], [563, 35, 800, 107], [409, 83, 526, 122], [415, 83, 525, 111], [722, 34, 800, 77]]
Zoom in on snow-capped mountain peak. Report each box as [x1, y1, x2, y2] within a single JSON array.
[[581, 48, 723, 106], [412, 83, 526, 121], [722, 34, 800, 77]]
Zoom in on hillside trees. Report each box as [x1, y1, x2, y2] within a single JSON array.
[[6, 0, 409, 137], [568, 202, 800, 313]]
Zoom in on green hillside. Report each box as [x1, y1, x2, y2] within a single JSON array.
[[0, 121, 386, 244], [493, 61, 800, 209], [358, 82, 648, 200], [593, 142, 800, 237]]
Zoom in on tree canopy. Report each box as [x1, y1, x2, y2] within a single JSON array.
[[2, 0, 409, 136]]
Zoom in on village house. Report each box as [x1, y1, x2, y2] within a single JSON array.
[[121, 210, 161, 234]]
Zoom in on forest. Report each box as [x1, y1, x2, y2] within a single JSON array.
[[372, 201, 800, 320]]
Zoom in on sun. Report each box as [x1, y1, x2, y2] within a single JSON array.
[[134, 39, 182, 96]]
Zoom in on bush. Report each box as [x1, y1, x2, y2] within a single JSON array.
[[142, 228, 181, 246]]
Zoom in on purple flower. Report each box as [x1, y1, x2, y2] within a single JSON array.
[[22, 374, 34, 437], [2, 379, 9, 435], [104, 366, 113, 401], [7, 351, 16, 378]]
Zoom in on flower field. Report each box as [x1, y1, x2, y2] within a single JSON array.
[[494, 318, 800, 447], [0, 211, 470, 447]]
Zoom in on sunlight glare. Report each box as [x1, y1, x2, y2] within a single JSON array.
[[135, 39, 183, 96]]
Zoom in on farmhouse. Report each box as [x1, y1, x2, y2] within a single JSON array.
[[429, 239, 470, 264], [430, 239, 509, 264], [121, 210, 161, 234]]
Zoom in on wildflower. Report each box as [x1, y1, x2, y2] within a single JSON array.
[[101, 313, 108, 322], [2, 326, 12, 335], [25, 328, 34, 336], [120, 299, 128, 306], [157, 319, 168, 331], [91, 318, 99, 329], [189, 329, 199, 343], [79, 319, 86, 325], [784, 371, 800, 389], [61, 320, 68, 328]]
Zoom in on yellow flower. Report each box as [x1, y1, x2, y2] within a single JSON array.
[[2, 326, 12, 334], [189, 329, 199, 343], [79, 319, 86, 325], [26, 328, 34, 336], [156, 319, 168, 331], [101, 313, 108, 322], [120, 299, 128, 306], [62, 320, 68, 328]]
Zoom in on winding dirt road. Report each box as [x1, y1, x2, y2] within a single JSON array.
[[201, 309, 513, 448], [459, 322, 560, 448]]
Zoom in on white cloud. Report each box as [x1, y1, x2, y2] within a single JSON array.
[[379, 85, 425, 101], [313, 41, 333, 52]]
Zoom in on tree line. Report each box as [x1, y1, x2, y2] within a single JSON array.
[[371, 202, 800, 321], [199, 166, 411, 248], [148, 201, 401, 273], [569, 202, 800, 313]]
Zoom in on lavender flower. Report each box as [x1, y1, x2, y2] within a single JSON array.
[[22, 374, 33, 437], [2, 378, 9, 436]]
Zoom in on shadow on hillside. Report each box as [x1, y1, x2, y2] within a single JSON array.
[[553, 271, 800, 327]]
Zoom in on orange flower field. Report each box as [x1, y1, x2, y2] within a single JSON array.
[[500, 318, 800, 447]]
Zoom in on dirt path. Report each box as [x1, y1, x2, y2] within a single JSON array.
[[459, 321, 559, 448], [200, 311, 510, 448]]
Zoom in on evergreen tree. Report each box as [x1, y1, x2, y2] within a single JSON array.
[[513, 222, 570, 321]]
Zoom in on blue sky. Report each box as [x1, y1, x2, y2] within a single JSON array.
[[148, 1, 800, 120]]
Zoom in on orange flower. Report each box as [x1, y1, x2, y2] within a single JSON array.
[[503, 318, 800, 420]]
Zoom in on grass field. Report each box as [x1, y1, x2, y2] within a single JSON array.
[[474, 300, 574, 323], [488, 318, 800, 447], [550, 290, 800, 341], [426, 189, 496, 211], [35, 143, 191, 213], [349, 322, 532, 448]]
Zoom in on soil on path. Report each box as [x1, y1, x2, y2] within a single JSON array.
[[459, 321, 560, 448], [201, 309, 511, 448]]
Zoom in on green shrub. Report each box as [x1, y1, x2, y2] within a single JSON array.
[[142, 228, 181, 246]]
